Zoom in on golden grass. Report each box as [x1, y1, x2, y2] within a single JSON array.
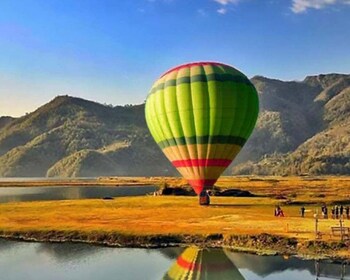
[[0, 195, 348, 242], [0, 176, 349, 258], [2, 176, 350, 258], [2, 175, 350, 204]]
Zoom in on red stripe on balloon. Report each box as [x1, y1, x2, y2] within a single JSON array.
[[172, 159, 232, 168], [187, 179, 217, 194], [177, 256, 201, 271], [188, 179, 217, 187], [177, 255, 234, 271], [160, 61, 231, 78]]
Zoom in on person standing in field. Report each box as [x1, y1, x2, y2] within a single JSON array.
[[300, 206, 305, 218], [321, 205, 328, 219], [331, 207, 335, 219], [274, 206, 284, 217], [346, 206, 350, 219], [335, 206, 339, 219], [279, 207, 284, 217], [323, 206, 328, 219], [276, 206, 284, 217], [340, 205, 344, 217]]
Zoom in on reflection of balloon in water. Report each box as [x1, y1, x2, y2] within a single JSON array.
[[162, 247, 245, 280], [145, 62, 259, 195]]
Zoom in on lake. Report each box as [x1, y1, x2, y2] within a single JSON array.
[[0, 239, 348, 280], [0, 185, 157, 203]]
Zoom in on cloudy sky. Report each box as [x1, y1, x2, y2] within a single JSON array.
[[0, 0, 349, 117]]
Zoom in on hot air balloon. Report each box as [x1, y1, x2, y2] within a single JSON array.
[[163, 247, 245, 280], [145, 62, 259, 204]]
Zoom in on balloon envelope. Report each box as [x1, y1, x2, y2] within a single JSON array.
[[145, 62, 259, 194], [163, 247, 245, 280]]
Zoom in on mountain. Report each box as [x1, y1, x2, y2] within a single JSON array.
[[0, 116, 15, 131], [0, 73, 349, 177], [0, 95, 174, 177], [232, 73, 350, 175]]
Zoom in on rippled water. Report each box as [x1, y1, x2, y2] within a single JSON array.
[[0, 239, 348, 280], [0, 177, 96, 182], [0, 185, 157, 203]]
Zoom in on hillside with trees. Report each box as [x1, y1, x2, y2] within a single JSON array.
[[0, 73, 349, 177], [0, 96, 174, 177], [233, 74, 350, 175]]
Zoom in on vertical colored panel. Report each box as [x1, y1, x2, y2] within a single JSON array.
[[230, 84, 248, 137], [148, 93, 166, 143], [191, 82, 210, 136], [164, 78, 183, 139], [176, 83, 195, 138]]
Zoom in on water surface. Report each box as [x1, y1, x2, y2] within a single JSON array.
[[0, 185, 157, 203], [0, 239, 348, 280], [0, 177, 97, 182]]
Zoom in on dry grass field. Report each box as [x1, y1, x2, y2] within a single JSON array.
[[0, 195, 345, 239], [2, 175, 350, 205], [0, 176, 350, 258]]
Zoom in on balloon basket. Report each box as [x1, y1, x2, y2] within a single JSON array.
[[199, 191, 210, 206]]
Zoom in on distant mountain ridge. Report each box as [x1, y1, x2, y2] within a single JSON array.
[[0, 116, 15, 131], [0, 73, 349, 177], [233, 73, 350, 175], [0, 95, 174, 177]]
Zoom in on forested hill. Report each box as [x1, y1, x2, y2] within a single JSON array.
[[0, 72, 349, 177], [0, 96, 174, 177], [233, 73, 350, 175]]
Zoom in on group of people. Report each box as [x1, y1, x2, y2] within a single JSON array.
[[330, 205, 350, 219], [299, 204, 350, 219], [275, 204, 350, 219]]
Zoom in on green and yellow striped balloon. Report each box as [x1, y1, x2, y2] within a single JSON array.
[[145, 62, 259, 194], [163, 247, 245, 280]]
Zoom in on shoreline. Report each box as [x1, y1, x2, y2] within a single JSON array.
[[1, 176, 350, 261], [0, 231, 348, 261], [0, 179, 155, 187]]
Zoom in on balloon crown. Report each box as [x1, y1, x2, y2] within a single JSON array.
[[160, 61, 234, 78]]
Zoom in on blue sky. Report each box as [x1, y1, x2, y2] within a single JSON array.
[[0, 0, 349, 117]]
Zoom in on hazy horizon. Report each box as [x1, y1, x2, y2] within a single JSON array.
[[1, 71, 349, 119]]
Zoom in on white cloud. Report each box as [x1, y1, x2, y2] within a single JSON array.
[[291, 0, 350, 13], [147, 0, 173, 3], [213, 0, 241, 14], [214, 0, 240, 5], [217, 8, 227, 14]]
